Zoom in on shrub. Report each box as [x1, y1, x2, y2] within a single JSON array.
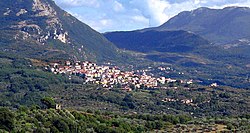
[[0, 108, 15, 131]]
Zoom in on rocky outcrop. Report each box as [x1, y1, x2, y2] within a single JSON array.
[[0, 0, 121, 62], [7, 0, 69, 44]]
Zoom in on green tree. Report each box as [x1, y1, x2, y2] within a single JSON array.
[[0, 108, 15, 131], [41, 97, 56, 109], [52, 118, 70, 133]]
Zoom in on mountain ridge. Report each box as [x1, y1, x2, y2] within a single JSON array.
[[104, 30, 210, 53], [104, 6, 250, 89], [154, 6, 250, 44], [0, 0, 122, 62]]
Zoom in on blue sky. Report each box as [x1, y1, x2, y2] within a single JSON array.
[[54, 0, 250, 32]]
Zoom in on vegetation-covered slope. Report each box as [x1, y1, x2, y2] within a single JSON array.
[[1, 107, 249, 132], [0, 0, 123, 62], [0, 49, 249, 132], [104, 30, 209, 53], [156, 7, 250, 44], [0, 53, 249, 117], [104, 7, 250, 89]]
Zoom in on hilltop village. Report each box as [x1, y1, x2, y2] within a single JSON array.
[[48, 61, 194, 90]]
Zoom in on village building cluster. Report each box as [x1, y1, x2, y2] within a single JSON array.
[[162, 98, 195, 106], [48, 61, 193, 90]]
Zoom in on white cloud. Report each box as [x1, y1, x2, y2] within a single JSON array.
[[54, 0, 250, 32], [210, 1, 250, 9], [146, 0, 171, 26], [68, 12, 111, 31], [55, 0, 100, 8], [100, 19, 113, 26], [113, 1, 125, 12], [132, 15, 149, 23]]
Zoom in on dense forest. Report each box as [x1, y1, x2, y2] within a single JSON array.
[[0, 106, 250, 132], [0, 53, 250, 132]]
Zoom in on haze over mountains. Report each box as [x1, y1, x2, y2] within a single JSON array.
[[104, 30, 209, 53], [0, 0, 249, 88], [106, 6, 250, 50], [155, 6, 250, 44], [105, 6, 250, 60], [0, 1, 250, 132], [105, 6, 250, 88], [0, 0, 122, 62]]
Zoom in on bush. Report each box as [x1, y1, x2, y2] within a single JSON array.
[[0, 108, 15, 131], [227, 123, 234, 130], [41, 97, 56, 109], [52, 118, 70, 133]]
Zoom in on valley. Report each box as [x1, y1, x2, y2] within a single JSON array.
[[0, 0, 250, 132]]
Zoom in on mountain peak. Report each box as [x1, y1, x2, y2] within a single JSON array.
[[1, 0, 68, 44], [0, 0, 121, 62], [192, 6, 250, 12], [194, 7, 211, 11], [157, 6, 250, 44], [223, 6, 250, 10]]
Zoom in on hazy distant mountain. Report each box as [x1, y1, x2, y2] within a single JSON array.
[[0, 0, 120, 62], [104, 7, 250, 89], [104, 30, 209, 53], [154, 7, 250, 44]]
